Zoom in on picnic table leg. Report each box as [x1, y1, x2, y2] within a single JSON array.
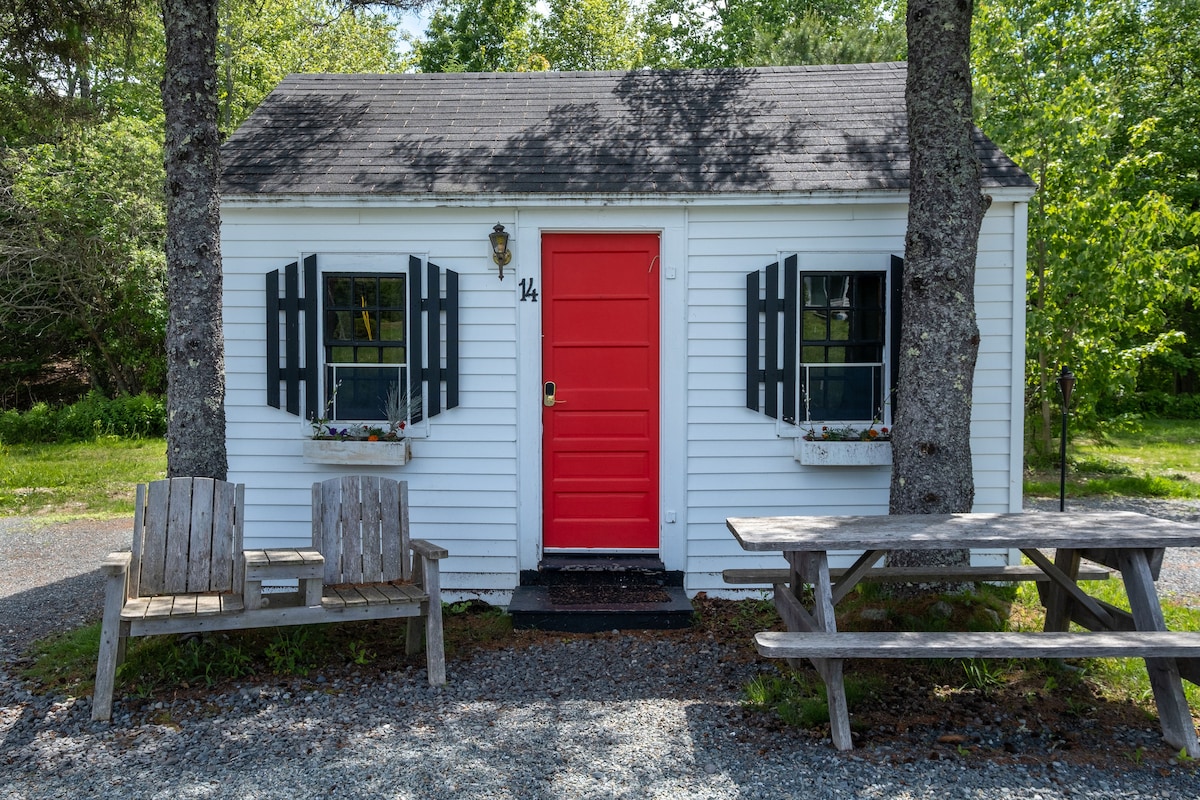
[[1118, 548, 1199, 758], [1041, 548, 1080, 633], [807, 550, 853, 751]]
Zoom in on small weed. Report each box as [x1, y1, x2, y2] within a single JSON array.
[[348, 640, 376, 665], [961, 659, 1006, 696], [742, 669, 878, 730], [265, 628, 321, 675], [1128, 746, 1146, 766]]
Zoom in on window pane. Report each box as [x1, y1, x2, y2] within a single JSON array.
[[381, 347, 406, 364], [805, 365, 881, 421], [355, 348, 380, 364], [330, 346, 354, 362], [326, 310, 355, 342], [379, 277, 405, 307], [379, 310, 405, 342], [802, 310, 826, 340], [332, 365, 399, 421], [327, 276, 352, 307], [353, 278, 378, 309]]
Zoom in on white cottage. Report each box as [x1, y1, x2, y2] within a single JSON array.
[[219, 63, 1036, 607]]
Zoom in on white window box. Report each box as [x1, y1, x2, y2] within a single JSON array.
[[302, 438, 412, 466], [795, 439, 891, 466]]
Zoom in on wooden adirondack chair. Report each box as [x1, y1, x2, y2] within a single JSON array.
[[93, 476, 447, 721], [312, 475, 447, 686], [93, 477, 248, 721]]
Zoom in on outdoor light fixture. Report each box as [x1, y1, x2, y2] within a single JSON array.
[[489, 223, 512, 281], [1057, 365, 1076, 512]]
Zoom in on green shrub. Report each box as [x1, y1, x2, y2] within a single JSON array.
[[0, 392, 165, 444]]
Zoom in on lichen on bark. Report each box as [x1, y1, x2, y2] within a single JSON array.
[[889, 0, 989, 575], [162, 0, 227, 480]]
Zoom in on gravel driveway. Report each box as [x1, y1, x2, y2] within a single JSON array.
[[2, 502, 1199, 799]]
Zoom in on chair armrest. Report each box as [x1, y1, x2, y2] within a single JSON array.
[[244, 548, 325, 579], [100, 551, 132, 576], [410, 539, 448, 560]]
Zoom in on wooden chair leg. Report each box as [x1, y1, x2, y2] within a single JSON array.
[[421, 557, 446, 686], [425, 600, 446, 686], [92, 578, 127, 722]]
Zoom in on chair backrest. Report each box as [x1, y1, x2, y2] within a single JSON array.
[[312, 475, 410, 584], [131, 477, 245, 597]]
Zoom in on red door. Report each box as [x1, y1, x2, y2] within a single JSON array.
[[542, 233, 660, 550]]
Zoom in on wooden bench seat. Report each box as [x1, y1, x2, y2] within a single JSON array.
[[722, 564, 1112, 586], [755, 629, 1200, 660]]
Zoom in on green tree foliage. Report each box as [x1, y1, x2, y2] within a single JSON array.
[[218, 0, 405, 132], [416, 0, 541, 72], [973, 0, 1200, 450], [0, 1, 410, 409], [0, 0, 147, 143], [752, 10, 905, 65], [641, 0, 897, 68], [533, 0, 645, 70], [0, 117, 167, 397]]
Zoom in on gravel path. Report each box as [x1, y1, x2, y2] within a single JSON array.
[[2, 504, 1199, 799]]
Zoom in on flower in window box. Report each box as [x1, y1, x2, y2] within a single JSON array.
[[803, 424, 891, 442]]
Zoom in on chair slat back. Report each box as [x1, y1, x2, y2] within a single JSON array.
[[313, 476, 410, 584], [133, 477, 245, 596]]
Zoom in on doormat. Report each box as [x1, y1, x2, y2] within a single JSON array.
[[548, 585, 671, 605]]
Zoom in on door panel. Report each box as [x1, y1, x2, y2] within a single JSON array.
[[542, 233, 660, 550]]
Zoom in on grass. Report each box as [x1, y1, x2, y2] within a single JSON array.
[[0, 437, 166, 517], [1026, 418, 1200, 499]]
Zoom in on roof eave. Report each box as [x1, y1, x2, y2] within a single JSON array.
[[221, 186, 1035, 209]]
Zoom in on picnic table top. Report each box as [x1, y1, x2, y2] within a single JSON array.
[[726, 511, 1200, 553]]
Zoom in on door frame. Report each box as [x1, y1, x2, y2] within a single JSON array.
[[513, 211, 688, 572]]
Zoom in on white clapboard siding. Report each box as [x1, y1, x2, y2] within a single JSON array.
[[682, 201, 1024, 595], [223, 194, 1026, 597], [222, 207, 522, 588]]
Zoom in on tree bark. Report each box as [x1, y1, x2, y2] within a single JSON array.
[[162, 0, 227, 479], [889, 0, 990, 573]]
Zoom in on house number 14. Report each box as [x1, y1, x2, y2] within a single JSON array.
[[519, 278, 539, 302]]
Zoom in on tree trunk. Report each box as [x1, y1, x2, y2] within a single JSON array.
[[162, 0, 227, 480], [889, 0, 989, 575]]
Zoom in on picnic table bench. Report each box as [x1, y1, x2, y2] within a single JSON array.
[[726, 511, 1200, 755]]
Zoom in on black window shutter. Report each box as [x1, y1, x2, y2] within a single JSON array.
[[745, 269, 761, 411], [408, 256, 424, 422], [745, 259, 797, 422], [265, 255, 317, 417], [889, 254, 904, 415], [408, 256, 460, 422]]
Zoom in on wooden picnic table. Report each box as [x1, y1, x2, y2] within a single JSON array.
[[726, 511, 1200, 754]]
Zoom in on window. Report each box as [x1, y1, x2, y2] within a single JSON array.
[[800, 272, 885, 423], [745, 254, 901, 428], [265, 254, 458, 425], [322, 272, 410, 423]]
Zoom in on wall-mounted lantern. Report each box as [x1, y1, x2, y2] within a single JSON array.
[[489, 223, 512, 281]]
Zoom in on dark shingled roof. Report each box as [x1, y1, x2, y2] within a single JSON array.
[[221, 63, 1033, 197]]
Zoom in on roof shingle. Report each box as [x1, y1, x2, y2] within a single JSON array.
[[221, 64, 1033, 197]]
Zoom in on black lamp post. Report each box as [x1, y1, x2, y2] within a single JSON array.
[[1057, 365, 1076, 512]]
